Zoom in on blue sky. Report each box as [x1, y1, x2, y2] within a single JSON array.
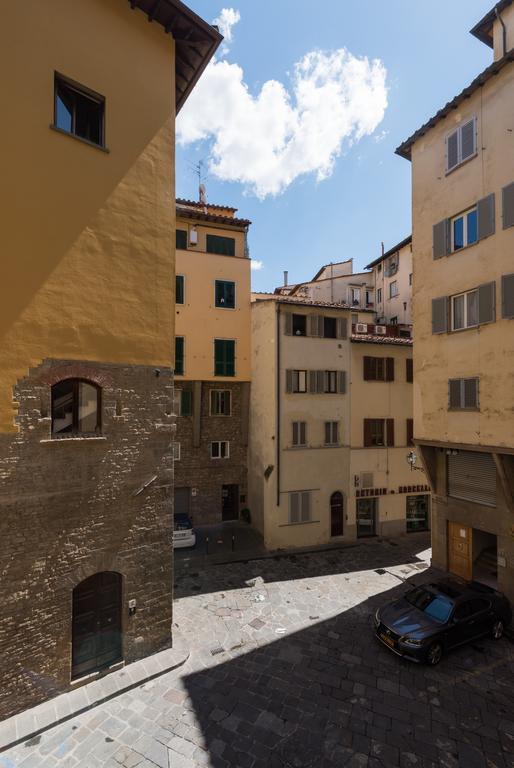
[[176, 1, 494, 291]]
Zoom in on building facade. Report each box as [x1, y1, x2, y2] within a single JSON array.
[[174, 200, 251, 526], [397, 0, 514, 602], [366, 236, 413, 326], [0, 0, 219, 719], [249, 287, 429, 551]]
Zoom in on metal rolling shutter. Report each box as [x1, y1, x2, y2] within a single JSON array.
[[447, 451, 497, 507]]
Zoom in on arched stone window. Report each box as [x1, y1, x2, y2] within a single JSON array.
[[51, 379, 101, 436]]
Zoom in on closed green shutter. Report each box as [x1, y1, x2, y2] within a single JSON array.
[[214, 340, 235, 376], [176, 229, 187, 249], [206, 235, 235, 256], [175, 337, 184, 375], [176, 275, 184, 304], [180, 390, 193, 416]]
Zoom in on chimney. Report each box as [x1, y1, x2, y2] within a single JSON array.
[[283, 270, 288, 286]]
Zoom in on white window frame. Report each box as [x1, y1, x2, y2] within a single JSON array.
[[173, 442, 181, 461], [289, 491, 311, 524], [445, 116, 477, 174], [451, 289, 478, 331], [324, 421, 339, 446], [210, 441, 230, 459], [451, 206, 478, 252], [210, 389, 232, 416], [389, 281, 398, 298], [292, 421, 307, 447]]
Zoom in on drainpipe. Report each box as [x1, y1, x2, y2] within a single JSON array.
[[276, 302, 281, 506], [496, 6, 507, 57]]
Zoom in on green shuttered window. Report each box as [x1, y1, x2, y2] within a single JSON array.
[[206, 235, 235, 256], [215, 280, 236, 308], [176, 275, 184, 305], [176, 229, 187, 249], [214, 339, 235, 376], [175, 337, 184, 375]]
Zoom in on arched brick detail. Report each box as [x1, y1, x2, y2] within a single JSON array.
[[37, 364, 114, 389]]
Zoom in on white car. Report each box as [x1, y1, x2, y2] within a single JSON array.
[[173, 513, 196, 549]]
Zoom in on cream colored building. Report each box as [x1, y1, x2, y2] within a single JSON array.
[[174, 199, 252, 524], [366, 236, 413, 326], [396, 0, 514, 602], [249, 290, 429, 551]]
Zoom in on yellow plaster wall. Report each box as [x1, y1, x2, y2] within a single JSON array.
[[175, 222, 251, 381], [411, 64, 514, 449], [0, 0, 175, 431]]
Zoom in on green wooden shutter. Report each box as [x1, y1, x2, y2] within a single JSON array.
[[176, 275, 184, 304], [175, 337, 184, 375], [363, 356, 374, 381], [449, 379, 462, 409], [214, 340, 224, 376], [317, 371, 325, 393], [225, 340, 235, 376], [176, 229, 187, 249], [206, 235, 235, 256]]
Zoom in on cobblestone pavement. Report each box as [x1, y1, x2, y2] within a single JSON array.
[[2, 533, 514, 768]]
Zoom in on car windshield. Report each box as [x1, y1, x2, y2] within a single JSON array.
[[174, 516, 192, 531], [405, 587, 453, 623]]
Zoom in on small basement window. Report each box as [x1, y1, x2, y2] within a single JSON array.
[[51, 379, 101, 436], [54, 73, 105, 147]]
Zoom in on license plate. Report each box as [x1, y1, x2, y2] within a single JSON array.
[[175, 532, 188, 538], [380, 632, 395, 648]]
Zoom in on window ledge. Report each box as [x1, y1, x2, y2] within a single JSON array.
[[279, 519, 320, 528], [448, 408, 480, 412], [40, 436, 107, 444], [50, 124, 110, 153]]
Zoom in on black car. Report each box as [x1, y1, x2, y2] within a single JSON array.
[[374, 579, 512, 665]]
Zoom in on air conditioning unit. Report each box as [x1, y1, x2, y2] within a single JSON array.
[[355, 323, 368, 333], [374, 325, 386, 335]]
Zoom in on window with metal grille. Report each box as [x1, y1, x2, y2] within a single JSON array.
[[289, 491, 311, 524], [292, 421, 307, 446], [176, 275, 185, 305], [206, 235, 235, 256], [215, 280, 236, 309], [214, 339, 235, 376], [211, 441, 230, 459], [324, 421, 339, 445], [446, 117, 476, 173], [448, 378, 479, 410], [175, 337, 184, 375], [210, 390, 231, 416], [54, 73, 105, 147]]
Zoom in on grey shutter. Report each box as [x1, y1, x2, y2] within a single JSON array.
[[502, 183, 514, 229], [478, 281, 496, 324], [448, 451, 496, 507], [502, 274, 514, 318], [286, 370, 293, 393], [301, 492, 310, 522], [308, 370, 317, 393], [432, 296, 448, 334], [324, 422, 331, 445], [310, 315, 323, 337], [460, 119, 475, 162], [337, 371, 346, 394], [433, 219, 450, 259], [447, 130, 458, 171], [449, 379, 462, 409], [336, 317, 348, 339], [290, 493, 300, 523], [300, 422, 306, 445], [464, 378, 478, 409], [285, 313, 293, 335], [292, 422, 298, 445], [477, 193, 495, 241], [317, 370, 325, 393]]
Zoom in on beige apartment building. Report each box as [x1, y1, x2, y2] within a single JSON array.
[[366, 236, 413, 326], [396, 0, 514, 602], [174, 199, 251, 525], [249, 275, 429, 550]]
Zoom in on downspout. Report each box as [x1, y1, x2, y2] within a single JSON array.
[[496, 7, 507, 57], [276, 302, 281, 506]]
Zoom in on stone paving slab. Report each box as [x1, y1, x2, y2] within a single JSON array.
[[0, 645, 189, 754]]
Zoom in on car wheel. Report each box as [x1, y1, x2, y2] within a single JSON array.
[[426, 642, 443, 666], [492, 619, 504, 640]]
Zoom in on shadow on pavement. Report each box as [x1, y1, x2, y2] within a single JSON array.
[[179, 569, 514, 768]]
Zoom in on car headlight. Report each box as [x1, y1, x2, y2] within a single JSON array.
[[402, 636, 424, 646], [374, 609, 380, 627]]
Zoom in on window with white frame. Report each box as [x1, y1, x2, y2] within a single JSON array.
[[451, 207, 477, 252], [173, 443, 181, 460], [451, 289, 478, 331], [292, 421, 306, 446], [211, 441, 229, 459], [324, 421, 339, 445], [446, 117, 477, 173], [210, 389, 231, 416], [289, 491, 311, 524], [389, 281, 398, 298]]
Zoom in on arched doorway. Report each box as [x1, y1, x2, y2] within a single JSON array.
[[72, 572, 122, 679], [330, 492, 344, 537]]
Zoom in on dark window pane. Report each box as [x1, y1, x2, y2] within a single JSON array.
[[206, 235, 235, 256], [176, 229, 187, 249], [453, 216, 464, 250], [215, 280, 235, 309], [56, 90, 73, 133], [214, 340, 235, 376], [292, 314, 306, 336], [175, 337, 184, 375], [467, 209, 478, 245], [54, 76, 104, 147], [176, 275, 184, 304], [323, 317, 337, 338], [75, 92, 102, 144], [52, 380, 74, 434]]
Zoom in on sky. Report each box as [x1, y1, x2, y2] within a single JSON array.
[[176, 0, 494, 292]]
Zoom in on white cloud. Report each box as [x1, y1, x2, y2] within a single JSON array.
[[374, 129, 389, 143], [177, 33, 388, 199], [213, 8, 240, 53], [251, 259, 264, 271]]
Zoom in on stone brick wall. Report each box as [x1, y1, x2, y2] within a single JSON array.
[[0, 359, 174, 720], [174, 381, 249, 525]]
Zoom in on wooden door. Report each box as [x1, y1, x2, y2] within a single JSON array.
[[330, 492, 344, 537], [72, 572, 122, 679], [448, 522, 472, 581]]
